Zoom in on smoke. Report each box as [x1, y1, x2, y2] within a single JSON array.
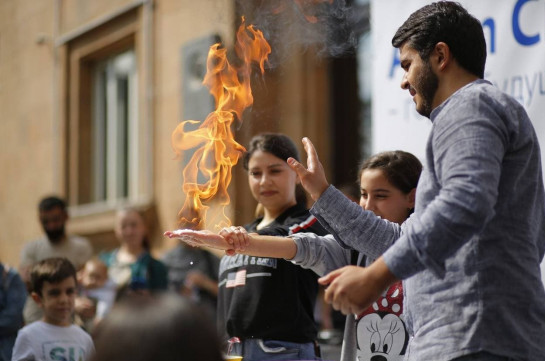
[[235, 0, 367, 67]]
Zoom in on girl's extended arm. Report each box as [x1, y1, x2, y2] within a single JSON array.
[[164, 229, 297, 259]]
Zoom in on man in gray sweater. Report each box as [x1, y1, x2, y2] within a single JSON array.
[[288, 2, 545, 361]]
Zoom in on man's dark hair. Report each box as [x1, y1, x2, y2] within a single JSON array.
[[30, 257, 76, 296], [392, 1, 486, 78], [38, 196, 67, 212]]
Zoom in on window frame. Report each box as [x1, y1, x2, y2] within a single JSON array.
[[64, 11, 152, 221]]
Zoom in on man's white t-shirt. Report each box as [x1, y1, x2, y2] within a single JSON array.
[[20, 235, 92, 272]]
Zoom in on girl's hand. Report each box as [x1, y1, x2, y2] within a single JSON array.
[[163, 229, 231, 250], [219, 226, 250, 252], [287, 137, 330, 201]]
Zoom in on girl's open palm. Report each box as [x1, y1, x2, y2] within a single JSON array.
[[164, 229, 229, 250]]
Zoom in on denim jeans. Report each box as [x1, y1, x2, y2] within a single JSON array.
[[230, 338, 318, 361], [451, 352, 515, 361]]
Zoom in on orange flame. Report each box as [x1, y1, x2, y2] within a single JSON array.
[[171, 17, 271, 230]]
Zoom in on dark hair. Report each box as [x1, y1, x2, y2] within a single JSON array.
[[392, 1, 486, 78], [91, 294, 224, 361], [38, 196, 67, 212], [338, 182, 361, 202], [243, 133, 307, 206], [242, 133, 300, 170], [30, 257, 77, 296], [359, 151, 422, 195]]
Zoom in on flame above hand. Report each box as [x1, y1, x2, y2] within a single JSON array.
[[171, 18, 271, 230]]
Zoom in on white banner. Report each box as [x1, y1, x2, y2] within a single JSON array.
[[370, 0, 545, 278]]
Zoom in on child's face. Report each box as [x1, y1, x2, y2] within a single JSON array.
[[247, 150, 298, 215], [115, 210, 147, 248], [80, 262, 108, 289], [32, 276, 77, 326], [359, 168, 415, 225]]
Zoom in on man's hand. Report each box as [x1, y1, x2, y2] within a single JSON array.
[[287, 137, 330, 201], [318, 257, 398, 315]]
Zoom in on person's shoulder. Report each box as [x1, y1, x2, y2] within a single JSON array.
[[2, 264, 20, 278], [19, 320, 46, 334], [161, 244, 185, 262], [19, 238, 49, 268], [278, 204, 310, 222], [143, 251, 167, 272], [456, 80, 528, 125], [455, 80, 518, 108], [282, 205, 328, 236], [68, 323, 92, 337], [98, 249, 117, 266], [254, 205, 319, 236], [243, 218, 261, 232], [4, 266, 25, 288], [21, 236, 48, 252], [68, 235, 92, 247], [150, 256, 168, 271], [289, 215, 328, 236]]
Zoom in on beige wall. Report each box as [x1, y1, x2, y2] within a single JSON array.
[[0, 0, 330, 267], [0, 0, 57, 265]]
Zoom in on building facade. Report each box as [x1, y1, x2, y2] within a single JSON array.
[[0, 0, 365, 265]]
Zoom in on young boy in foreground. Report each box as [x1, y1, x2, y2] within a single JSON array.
[[12, 257, 95, 361]]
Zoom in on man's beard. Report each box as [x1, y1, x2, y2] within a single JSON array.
[[415, 59, 439, 118], [46, 227, 66, 244]]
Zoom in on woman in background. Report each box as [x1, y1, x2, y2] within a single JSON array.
[[101, 208, 168, 293]]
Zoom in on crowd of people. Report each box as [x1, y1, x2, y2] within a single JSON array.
[[2, 2, 545, 361], [2, 194, 224, 361]]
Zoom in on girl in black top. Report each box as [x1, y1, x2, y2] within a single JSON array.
[[216, 133, 327, 361]]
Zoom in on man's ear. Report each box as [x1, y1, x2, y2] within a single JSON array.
[[31, 292, 43, 307], [433, 42, 451, 71]]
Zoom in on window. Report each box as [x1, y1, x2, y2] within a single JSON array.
[[64, 9, 152, 216], [92, 50, 138, 203]]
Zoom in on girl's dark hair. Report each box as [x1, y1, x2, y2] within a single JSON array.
[[242, 133, 300, 170], [359, 150, 422, 195], [91, 294, 224, 361], [392, 1, 486, 78], [243, 133, 307, 206], [31, 257, 77, 296]]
